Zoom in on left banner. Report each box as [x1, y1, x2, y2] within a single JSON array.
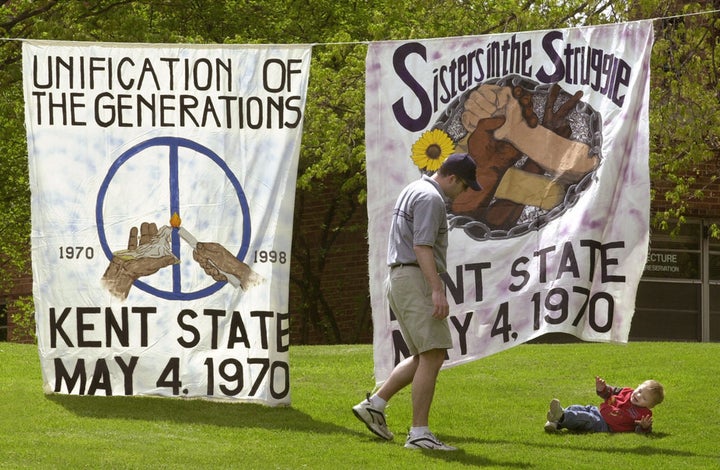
[[22, 40, 312, 405]]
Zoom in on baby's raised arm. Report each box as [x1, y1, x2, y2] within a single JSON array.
[[595, 376, 606, 392]]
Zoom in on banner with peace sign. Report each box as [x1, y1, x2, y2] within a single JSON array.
[[24, 40, 311, 405]]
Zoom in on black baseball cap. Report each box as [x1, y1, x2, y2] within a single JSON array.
[[441, 153, 482, 191]]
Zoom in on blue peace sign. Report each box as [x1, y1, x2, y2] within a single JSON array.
[[96, 136, 251, 301]]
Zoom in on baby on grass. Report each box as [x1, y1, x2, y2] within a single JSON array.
[[544, 376, 664, 434]]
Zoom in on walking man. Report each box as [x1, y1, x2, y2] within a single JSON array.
[[353, 153, 482, 450]]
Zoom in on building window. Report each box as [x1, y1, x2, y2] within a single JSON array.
[[643, 221, 701, 280], [636, 218, 720, 342]]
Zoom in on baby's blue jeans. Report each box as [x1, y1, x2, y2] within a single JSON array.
[[559, 405, 610, 432]]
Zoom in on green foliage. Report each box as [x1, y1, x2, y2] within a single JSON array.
[[645, 1, 720, 235], [8, 295, 35, 343], [1, 342, 720, 468], [0, 77, 30, 285]]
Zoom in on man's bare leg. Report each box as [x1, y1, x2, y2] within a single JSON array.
[[376, 355, 419, 401], [411, 348, 446, 427]]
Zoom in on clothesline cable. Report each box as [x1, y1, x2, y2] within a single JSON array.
[[0, 8, 718, 46]]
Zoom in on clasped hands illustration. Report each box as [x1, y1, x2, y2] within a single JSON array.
[[102, 221, 262, 300]]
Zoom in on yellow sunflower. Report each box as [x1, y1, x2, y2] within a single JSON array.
[[410, 129, 455, 172]]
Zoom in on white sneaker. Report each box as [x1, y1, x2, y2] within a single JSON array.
[[544, 420, 559, 432], [404, 431, 457, 451], [352, 394, 393, 440], [544, 398, 563, 432]]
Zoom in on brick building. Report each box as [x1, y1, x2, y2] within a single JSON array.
[[634, 160, 720, 342]]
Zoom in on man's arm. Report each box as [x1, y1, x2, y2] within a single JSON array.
[[414, 244, 449, 319]]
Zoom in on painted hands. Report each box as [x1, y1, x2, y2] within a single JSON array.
[[193, 241, 263, 290], [102, 222, 264, 300], [102, 222, 179, 300]]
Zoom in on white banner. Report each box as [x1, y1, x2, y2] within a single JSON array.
[[366, 22, 654, 383], [24, 40, 311, 405]]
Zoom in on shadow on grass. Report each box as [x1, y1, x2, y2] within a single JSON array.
[[416, 448, 534, 468], [395, 430, 710, 468], [47, 395, 705, 467], [45, 395, 535, 467], [445, 433, 705, 459], [48, 394, 357, 437]]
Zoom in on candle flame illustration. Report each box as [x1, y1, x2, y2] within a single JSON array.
[[170, 212, 181, 228]]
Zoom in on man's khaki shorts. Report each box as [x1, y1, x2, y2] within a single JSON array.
[[387, 265, 452, 356]]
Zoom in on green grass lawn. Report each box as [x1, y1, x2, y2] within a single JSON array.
[[1, 341, 718, 469]]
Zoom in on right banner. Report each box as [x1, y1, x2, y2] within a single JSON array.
[[365, 21, 654, 383]]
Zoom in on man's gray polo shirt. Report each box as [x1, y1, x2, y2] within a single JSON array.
[[387, 175, 449, 273]]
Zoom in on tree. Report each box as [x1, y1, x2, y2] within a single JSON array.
[[644, 1, 720, 237], [0, 0, 57, 289]]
